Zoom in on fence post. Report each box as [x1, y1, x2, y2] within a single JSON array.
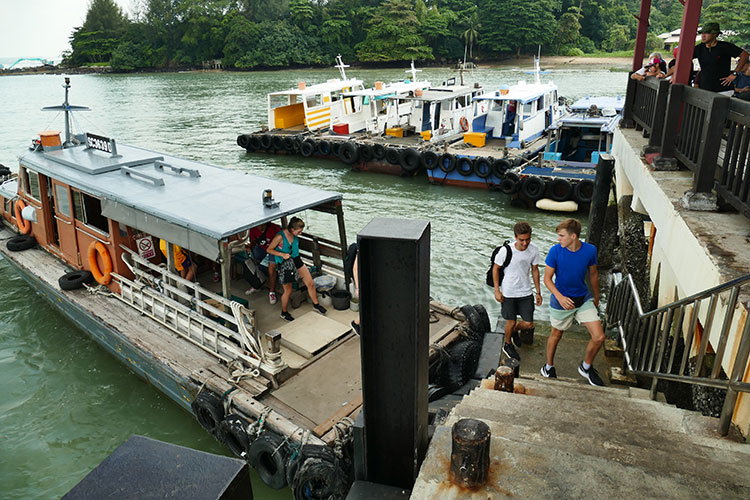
[[621, 75, 637, 128], [648, 79, 671, 149], [718, 315, 750, 436], [693, 94, 730, 193], [659, 84, 685, 159]]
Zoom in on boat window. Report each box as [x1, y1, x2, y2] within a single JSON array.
[[73, 191, 84, 220], [457, 96, 467, 107], [72, 189, 109, 234], [523, 102, 533, 116], [22, 168, 41, 201], [54, 184, 71, 217]]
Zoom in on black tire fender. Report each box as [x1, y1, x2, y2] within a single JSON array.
[[372, 143, 386, 160], [492, 158, 511, 178], [521, 176, 546, 201], [288, 444, 348, 499], [574, 179, 595, 204], [460, 304, 484, 337], [399, 148, 421, 174], [58, 270, 94, 291], [340, 142, 359, 164], [217, 414, 251, 458], [385, 147, 401, 165], [358, 144, 374, 162], [6, 234, 36, 252], [473, 157, 492, 178], [550, 178, 573, 201], [421, 150, 438, 170], [300, 139, 316, 157], [456, 157, 473, 176], [472, 304, 491, 334], [248, 135, 262, 150], [248, 432, 290, 490], [271, 135, 284, 151], [191, 391, 225, 434], [282, 136, 295, 151], [438, 153, 456, 173], [259, 134, 272, 150], [331, 141, 342, 158], [237, 134, 250, 149], [499, 178, 516, 195], [316, 140, 331, 155]]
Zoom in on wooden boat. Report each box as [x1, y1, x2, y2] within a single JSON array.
[[0, 78, 473, 497]]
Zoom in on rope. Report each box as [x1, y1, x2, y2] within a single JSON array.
[[227, 357, 260, 382], [230, 300, 263, 360], [83, 283, 114, 297], [246, 407, 272, 442], [332, 417, 354, 460]]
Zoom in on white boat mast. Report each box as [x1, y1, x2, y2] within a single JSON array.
[[41, 77, 90, 146], [406, 60, 422, 82], [335, 55, 349, 81]]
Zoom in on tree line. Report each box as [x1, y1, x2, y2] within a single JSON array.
[[65, 0, 749, 72]]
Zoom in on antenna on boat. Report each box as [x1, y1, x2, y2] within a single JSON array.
[[41, 77, 90, 147], [335, 55, 349, 81], [406, 60, 421, 82], [535, 46, 542, 85]]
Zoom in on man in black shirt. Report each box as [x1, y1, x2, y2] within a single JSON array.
[[692, 23, 748, 93]]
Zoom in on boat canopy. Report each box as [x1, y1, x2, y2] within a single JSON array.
[[342, 80, 430, 98], [395, 85, 478, 102], [268, 78, 364, 98], [549, 96, 624, 133], [19, 143, 342, 260], [473, 81, 557, 105]]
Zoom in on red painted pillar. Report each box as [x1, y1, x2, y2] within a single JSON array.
[[673, 0, 702, 85], [632, 0, 652, 71]]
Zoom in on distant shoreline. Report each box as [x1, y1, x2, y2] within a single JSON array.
[[1, 55, 635, 77]]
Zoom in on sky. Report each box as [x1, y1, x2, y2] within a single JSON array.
[[0, 0, 134, 60]]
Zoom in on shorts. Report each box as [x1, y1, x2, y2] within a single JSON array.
[[549, 299, 600, 330], [278, 257, 301, 285], [501, 294, 534, 322]]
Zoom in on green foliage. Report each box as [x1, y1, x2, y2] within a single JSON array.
[[602, 24, 629, 52], [478, 0, 557, 57], [576, 36, 596, 54], [555, 7, 582, 54], [564, 47, 585, 57], [704, 0, 750, 48], [356, 0, 434, 62]]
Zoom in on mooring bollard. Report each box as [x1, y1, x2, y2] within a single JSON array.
[[494, 365, 514, 392], [450, 418, 490, 489]]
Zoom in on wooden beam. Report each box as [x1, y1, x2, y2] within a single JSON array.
[[632, 0, 652, 72], [674, 0, 702, 86]]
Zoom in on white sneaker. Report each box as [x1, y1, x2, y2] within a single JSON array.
[[245, 288, 258, 295], [269, 292, 277, 304]]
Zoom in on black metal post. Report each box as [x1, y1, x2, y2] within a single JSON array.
[[659, 84, 685, 159], [648, 79, 671, 148], [693, 94, 729, 193], [586, 153, 615, 250], [357, 218, 430, 489], [621, 75, 637, 128]]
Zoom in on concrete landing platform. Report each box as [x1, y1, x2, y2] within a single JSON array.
[[412, 377, 749, 499]]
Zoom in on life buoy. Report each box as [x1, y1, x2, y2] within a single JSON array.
[[459, 116, 469, 132], [88, 241, 113, 285], [14, 200, 31, 235]]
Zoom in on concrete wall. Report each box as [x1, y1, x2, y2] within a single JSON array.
[[611, 127, 750, 436]]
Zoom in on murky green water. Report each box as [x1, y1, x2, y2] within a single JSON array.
[[0, 66, 626, 499]]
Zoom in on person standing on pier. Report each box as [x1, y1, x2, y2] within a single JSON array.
[[691, 23, 749, 95], [492, 221, 542, 361], [541, 218, 605, 386]]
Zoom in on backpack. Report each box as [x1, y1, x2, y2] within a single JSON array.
[[485, 241, 512, 288], [344, 242, 358, 278]]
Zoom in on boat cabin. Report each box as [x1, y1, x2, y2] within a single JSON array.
[[543, 96, 624, 166]]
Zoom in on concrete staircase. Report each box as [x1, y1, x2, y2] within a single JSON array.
[[411, 375, 750, 499]]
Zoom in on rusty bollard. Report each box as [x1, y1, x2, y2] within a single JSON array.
[[450, 418, 490, 489], [494, 365, 514, 392]]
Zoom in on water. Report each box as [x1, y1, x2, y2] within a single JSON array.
[[0, 66, 627, 499]]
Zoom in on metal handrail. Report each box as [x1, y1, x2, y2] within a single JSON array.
[[606, 272, 750, 436]]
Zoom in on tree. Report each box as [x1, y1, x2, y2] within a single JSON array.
[[289, 0, 314, 27], [68, 0, 129, 65], [703, 0, 750, 48], [82, 0, 127, 32], [602, 24, 629, 52], [478, 0, 557, 57], [356, 0, 433, 62], [462, 11, 480, 59], [555, 7, 582, 54]]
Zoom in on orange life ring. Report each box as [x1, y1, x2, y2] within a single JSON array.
[[459, 116, 469, 132], [14, 200, 31, 235], [88, 241, 113, 285]]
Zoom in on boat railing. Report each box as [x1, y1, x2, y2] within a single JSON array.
[[111, 245, 266, 371]]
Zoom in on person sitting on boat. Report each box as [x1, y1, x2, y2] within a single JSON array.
[[266, 217, 327, 321], [245, 221, 281, 304], [159, 239, 198, 282], [502, 101, 517, 136]]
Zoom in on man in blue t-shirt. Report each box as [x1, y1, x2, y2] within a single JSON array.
[[541, 218, 605, 386]]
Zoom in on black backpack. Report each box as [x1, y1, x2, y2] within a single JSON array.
[[485, 241, 512, 287]]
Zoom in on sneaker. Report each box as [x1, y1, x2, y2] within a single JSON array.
[[540, 365, 557, 378], [578, 362, 605, 386], [502, 342, 520, 361], [280, 311, 294, 322], [313, 303, 327, 315], [244, 287, 258, 295], [511, 331, 522, 348], [212, 272, 220, 282], [268, 292, 277, 305], [351, 321, 361, 335]]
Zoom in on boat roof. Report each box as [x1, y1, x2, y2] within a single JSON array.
[[18, 142, 342, 259], [268, 78, 364, 97], [397, 84, 480, 101], [473, 81, 557, 104], [549, 96, 624, 133], [342, 80, 431, 98], [569, 96, 624, 112]]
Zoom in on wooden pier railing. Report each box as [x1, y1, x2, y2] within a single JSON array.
[[623, 78, 750, 218]]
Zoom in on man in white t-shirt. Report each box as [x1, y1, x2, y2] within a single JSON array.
[[492, 221, 543, 361]]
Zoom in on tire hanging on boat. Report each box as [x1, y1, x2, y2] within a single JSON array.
[[6, 234, 36, 252], [191, 391, 225, 434], [317, 140, 331, 155], [499, 178, 516, 195], [358, 144, 374, 162], [399, 148, 421, 174], [438, 153, 456, 173], [217, 414, 251, 458], [271, 135, 284, 151], [247, 431, 290, 490], [385, 147, 401, 165], [459, 304, 485, 340], [491, 158, 511, 178], [473, 157, 492, 179], [520, 176, 546, 201], [421, 150, 438, 170], [331, 141, 342, 158], [236, 134, 250, 149], [88, 241, 113, 285], [439, 339, 482, 391], [372, 143, 386, 161], [573, 179, 595, 204], [282, 136, 295, 152], [249, 135, 262, 151], [339, 142, 359, 164], [456, 157, 473, 177], [288, 444, 349, 500], [260, 134, 272, 150], [300, 139, 316, 157], [472, 304, 491, 335], [58, 270, 94, 291], [549, 178, 573, 201]]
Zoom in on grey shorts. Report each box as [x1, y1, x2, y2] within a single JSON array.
[[501, 294, 534, 322]]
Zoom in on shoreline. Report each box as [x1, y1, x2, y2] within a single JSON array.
[[1, 55, 635, 77]]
